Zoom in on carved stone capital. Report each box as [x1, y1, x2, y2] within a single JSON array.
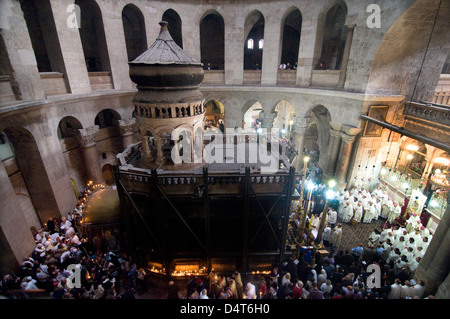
[[293, 116, 311, 134], [340, 131, 358, 144], [119, 118, 136, 136], [74, 125, 99, 147]]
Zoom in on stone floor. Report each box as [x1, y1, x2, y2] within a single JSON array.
[[337, 216, 386, 252]]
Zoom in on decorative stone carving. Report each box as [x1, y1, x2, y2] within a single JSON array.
[[119, 118, 136, 136], [74, 125, 99, 147]]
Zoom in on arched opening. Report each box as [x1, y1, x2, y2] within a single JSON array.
[[280, 9, 302, 69], [304, 123, 319, 161], [204, 100, 225, 131], [200, 12, 225, 70], [19, 0, 65, 73], [162, 9, 183, 49], [160, 131, 175, 164], [273, 100, 295, 138], [318, 2, 347, 70], [102, 163, 115, 186], [57, 116, 83, 139], [144, 130, 158, 162], [19, 0, 69, 95], [122, 4, 148, 61], [76, 0, 111, 72], [243, 101, 263, 131], [94, 109, 122, 129], [2, 127, 60, 227], [244, 11, 264, 70], [307, 105, 331, 169]]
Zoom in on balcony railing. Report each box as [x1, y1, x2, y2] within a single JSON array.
[[404, 101, 450, 126], [378, 164, 426, 196], [433, 91, 450, 106]]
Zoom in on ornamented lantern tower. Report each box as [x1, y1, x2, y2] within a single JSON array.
[[129, 21, 205, 166]]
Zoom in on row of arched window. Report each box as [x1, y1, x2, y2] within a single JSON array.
[[19, 0, 348, 78]]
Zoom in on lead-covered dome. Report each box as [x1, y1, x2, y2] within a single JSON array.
[[129, 21, 204, 89]]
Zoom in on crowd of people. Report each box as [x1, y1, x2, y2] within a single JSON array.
[[171, 240, 432, 300], [0, 185, 146, 299], [279, 62, 298, 70]]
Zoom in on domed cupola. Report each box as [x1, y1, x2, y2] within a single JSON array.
[[128, 21, 206, 166]]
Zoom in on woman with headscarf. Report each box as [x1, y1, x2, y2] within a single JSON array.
[[245, 282, 256, 299]]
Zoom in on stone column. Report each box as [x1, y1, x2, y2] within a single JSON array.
[[141, 135, 150, 156], [337, 24, 356, 88], [49, 0, 91, 94], [435, 269, 450, 299], [414, 195, 450, 296], [119, 118, 136, 150], [100, 1, 133, 90], [0, 160, 36, 271], [75, 126, 103, 184], [224, 17, 244, 85], [261, 17, 282, 85], [296, 18, 322, 87], [260, 111, 278, 130], [324, 123, 342, 178], [154, 136, 164, 165], [335, 127, 361, 184], [292, 117, 309, 171], [0, 0, 45, 101]]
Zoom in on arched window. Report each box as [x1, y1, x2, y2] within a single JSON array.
[[258, 39, 264, 49], [122, 4, 148, 61], [76, 0, 111, 72], [244, 11, 264, 70], [19, 0, 65, 73], [57, 116, 83, 139], [247, 39, 254, 50], [94, 109, 121, 129], [318, 3, 347, 70], [280, 9, 302, 68], [200, 12, 225, 70], [162, 9, 183, 48]]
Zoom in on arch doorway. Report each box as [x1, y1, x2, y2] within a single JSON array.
[[306, 105, 331, 169], [243, 102, 263, 132], [102, 164, 115, 186], [204, 100, 225, 131]]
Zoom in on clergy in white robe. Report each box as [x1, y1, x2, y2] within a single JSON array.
[[414, 246, 425, 259], [329, 224, 343, 249], [381, 197, 393, 219], [407, 256, 420, 273], [327, 209, 337, 228], [372, 186, 383, 199], [411, 280, 425, 299], [338, 197, 349, 218], [374, 199, 382, 220], [406, 213, 421, 233], [368, 229, 381, 246], [353, 202, 363, 223], [363, 202, 376, 223], [379, 228, 390, 243], [388, 279, 403, 299], [341, 201, 354, 223], [387, 202, 401, 224]]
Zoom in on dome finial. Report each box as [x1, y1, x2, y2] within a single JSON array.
[[159, 21, 169, 30]]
